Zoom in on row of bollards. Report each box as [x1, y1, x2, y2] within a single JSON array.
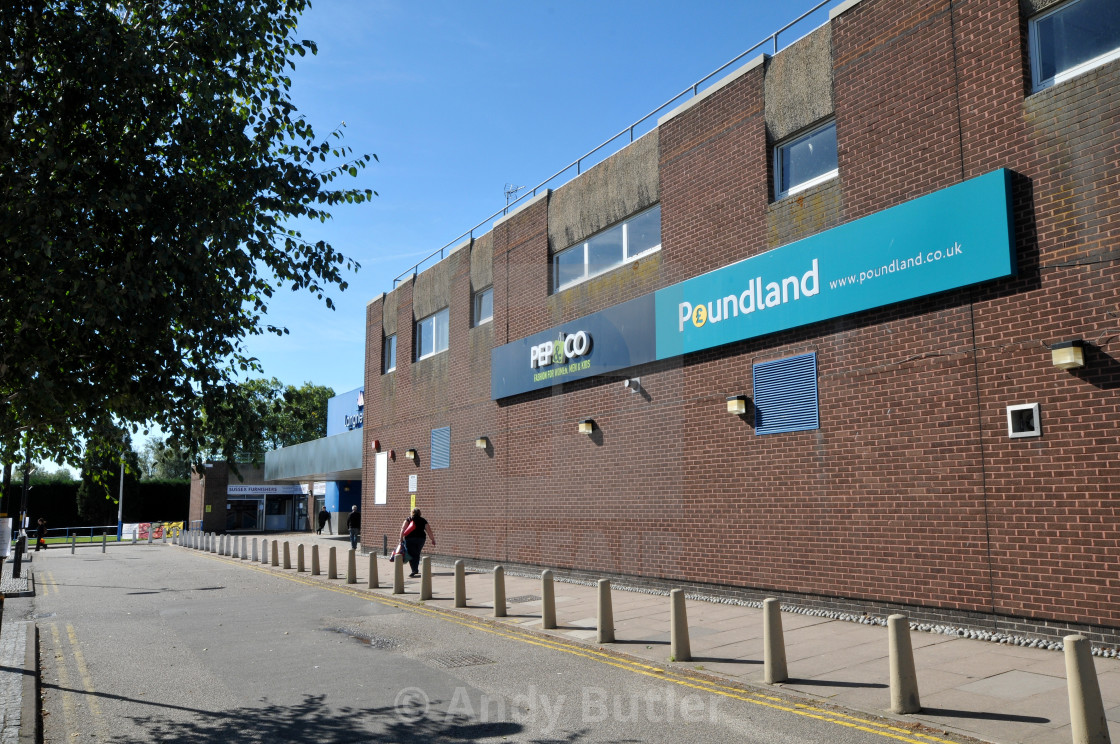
[[172, 535, 1112, 743]]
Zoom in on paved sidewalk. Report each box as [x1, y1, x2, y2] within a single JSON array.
[[203, 532, 1120, 744]]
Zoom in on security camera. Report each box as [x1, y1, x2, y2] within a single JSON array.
[[622, 377, 640, 391]]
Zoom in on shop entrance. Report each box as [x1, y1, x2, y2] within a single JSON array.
[[226, 499, 262, 531]]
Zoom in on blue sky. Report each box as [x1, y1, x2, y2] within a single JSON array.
[[244, 0, 842, 396]]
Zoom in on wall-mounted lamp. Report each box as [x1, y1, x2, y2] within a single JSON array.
[[389, 449, 395, 461], [726, 395, 748, 415], [1051, 340, 1085, 370], [475, 436, 490, 449], [404, 448, 418, 461], [371, 439, 380, 452], [578, 418, 595, 435]]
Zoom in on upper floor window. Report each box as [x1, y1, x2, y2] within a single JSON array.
[[383, 334, 397, 373], [553, 204, 661, 292], [774, 120, 838, 200], [414, 308, 449, 361], [1030, 0, 1120, 91], [473, 286, 493, 326]]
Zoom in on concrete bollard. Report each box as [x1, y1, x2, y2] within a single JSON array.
[[393, 554, 405, 594], [297, 544, 306, 572], [597, 579, 615, 643], [71, 535, 76, 555], [328, 547, 338, 579], [347, 549, 357, 585], [241, 535, 247, 560], [1065, 635, 1111, 744], [541, 570, 556, 629], [132, 529, 138, 545], [271, 540, 279, 567], [102, 533, 106, 553], [670, 589, 692, 662], [148, 529, 153, 545], [251, 538, 258, 562], [454, 561, 466, 608], [161, 530, 166, 544], [493, 566, 507, 617], [209, 533, 215, 553], [218, 535, 224, 555], [888, 614, 921, 714], [283, 542, 291, 569], [368, 553, 379, 589], [311, 545, 320, 575], [420, 556, 432, 599], [763, 598, 788, 683]]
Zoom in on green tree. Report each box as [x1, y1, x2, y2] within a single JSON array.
[[195, 378, 333, 464], [138, 437, 192, 481], [76, 425, 139, 525], [0, 1, 375, 465]]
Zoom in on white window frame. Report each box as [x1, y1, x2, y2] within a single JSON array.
[[473, 286, 493, 327], [413, 308, 449, 361], [1029, 0, 1120, 91], [383, 334, 396, 373], [553, 204, 661, 292], [773, 119, 839, 201]]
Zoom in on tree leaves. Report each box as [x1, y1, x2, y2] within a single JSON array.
[[0, 1, 376, 464]]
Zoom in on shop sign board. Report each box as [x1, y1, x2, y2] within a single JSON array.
[[490, 169, 1015, 399]]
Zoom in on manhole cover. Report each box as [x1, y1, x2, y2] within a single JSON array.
[[506, 594, 540, 604], [425, 651, 496, 669]]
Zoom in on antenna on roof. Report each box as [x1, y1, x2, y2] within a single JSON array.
[[504, 183, 528, 207]]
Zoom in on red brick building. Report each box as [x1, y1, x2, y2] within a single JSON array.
[[361, 0, 1120, 643]]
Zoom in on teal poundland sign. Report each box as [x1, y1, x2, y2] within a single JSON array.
[[653, 169, 1015, 359], [490, 170, 1015, 398]]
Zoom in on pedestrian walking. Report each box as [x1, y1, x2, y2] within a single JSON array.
[[35, 517, 48, 551], [400, 508, 435, 578], [317, 507, 331, 535], [347, 505, 361, 550]]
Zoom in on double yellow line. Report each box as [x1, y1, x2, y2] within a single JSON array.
[[203, 552, 962, 744]]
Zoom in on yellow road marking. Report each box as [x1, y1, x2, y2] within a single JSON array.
[[66, 623, 111, 740], [47, 623, 77, 731], [193, 548, 963, 744]]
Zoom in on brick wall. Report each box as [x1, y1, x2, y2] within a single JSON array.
[[362, 0, 1120, 641]]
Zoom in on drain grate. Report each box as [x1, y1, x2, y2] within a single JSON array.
[[425, 651, 497, 669], [506, 594, 540, 604]]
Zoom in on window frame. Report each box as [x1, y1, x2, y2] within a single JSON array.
[[413, 307, 449, 361], [382, 334, 397, 373], [773, 119, 839, 201], [472, 286, 493, 327], [552, 204, 661, 293], [1029, 0, 1120, 91]]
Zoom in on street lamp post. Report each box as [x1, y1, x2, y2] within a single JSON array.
[[116, 458, 124, 540]]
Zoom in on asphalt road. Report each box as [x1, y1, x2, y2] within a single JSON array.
[[28, 545, 972, 743]]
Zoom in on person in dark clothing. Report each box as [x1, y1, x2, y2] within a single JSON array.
[[400, 508, 435, 578], [317, 507, 331, 535], [346, 505, 361, 550], [35, 518, 47, 551]]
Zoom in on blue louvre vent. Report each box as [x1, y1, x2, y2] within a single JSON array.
[[753, 353, 819, 435], [430, 426, 450, 469]]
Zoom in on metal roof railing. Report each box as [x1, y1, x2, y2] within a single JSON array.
[[392, 0, 838, 288]]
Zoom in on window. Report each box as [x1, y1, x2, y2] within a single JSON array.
[[774, 120, 838, 200], [553, 204, 661, 292], [473, 286, 493, 326], [1030, 0, 1120, 91], [430, 426, 450, 469], [753, 353, 819, 435], [383, 334, 397, 373], [414, 308, 449, 361]]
